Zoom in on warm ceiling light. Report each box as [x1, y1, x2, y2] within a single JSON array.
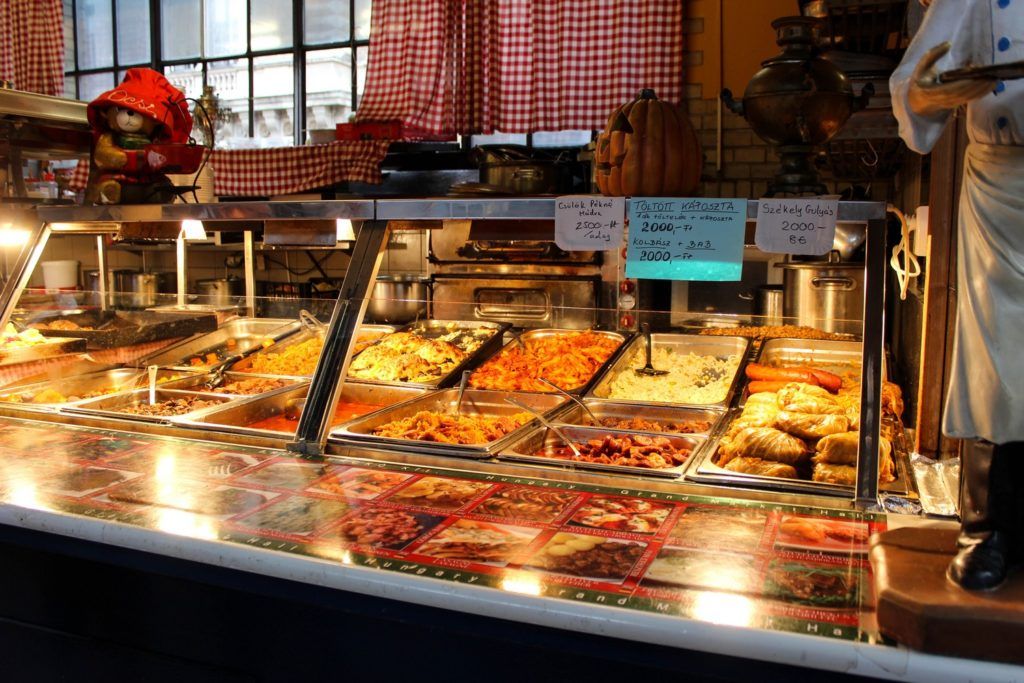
[[180, 219, 207, 240], [0, 224, 29, 247], [336, 219, 355, 242]]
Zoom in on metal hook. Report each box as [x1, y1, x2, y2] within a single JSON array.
[[861, 139, 879, 167]]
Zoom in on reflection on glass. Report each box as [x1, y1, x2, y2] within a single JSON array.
[[691, 591, 756, 628], [154, 508, 219, 540], [208, 59, 250, 148], [76, 0, 113, 70], [161, 0, 200, 60], [304, 0, 350, 45], [78, 72, 115, 103], [306, 48, 352, 133], [251, 0, 293, 51], [164, 63, 203, 102], [8, 481, 49, 512], [205, 0, 247, 58], [116, 0, 151, 65], [354, 0, 372, 40], [253, 54, 295, 147], [500, 571, 543, 596]]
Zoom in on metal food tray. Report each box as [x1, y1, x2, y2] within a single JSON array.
[[183, 382, 429, 439], [400, 319, 510, 354], [160, 370, 307, 395], [139, 318, 300, 370], [470, 328, 629, 395], [227, 329, 323, 376], [332, 388, 567, 458], [0, 336, 87, 366], [0, 368, 202, 411], [23, 310, 219, 350], [554, 399, 725, 437], [685, 411, 911, 498], [352, 324, 399, 355], [346, 320, 508, 389], [61, 388, 241, 425], [754, 338, 864, 374], [500, 425, 703, 479], [587, 333, 750, 409]]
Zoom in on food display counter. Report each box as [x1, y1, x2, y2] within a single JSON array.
[[0, 199, 1005, 681]]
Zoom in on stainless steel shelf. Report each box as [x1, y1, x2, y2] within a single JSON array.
[[38, 200, 375, 224], [32, 197, 887, 224]]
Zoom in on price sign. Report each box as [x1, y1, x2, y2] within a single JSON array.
[[625, 198, 746, 281], [754, 198, 839, 255], [554, 196, 625, 251]]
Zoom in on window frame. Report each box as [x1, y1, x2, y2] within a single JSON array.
[[64, 0, 370, 147]]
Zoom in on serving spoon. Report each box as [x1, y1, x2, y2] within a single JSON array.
[[504, 396, 582, 459], [453, 370, 471, 415], [634, 323, 668, 377]]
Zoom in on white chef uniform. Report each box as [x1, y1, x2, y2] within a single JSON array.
[[891, 0, 1024, 443]]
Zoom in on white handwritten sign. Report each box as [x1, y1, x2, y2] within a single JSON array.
[[554, 196, 625, 251], [626, 198, 746, 281], [755, 198, 839, 256]]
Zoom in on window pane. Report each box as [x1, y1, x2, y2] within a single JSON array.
[[162, 0, 200, 60], [208, 59, 250, 149], [251, 0, 292, 51], [63, 0, 75, 71], [532, 130, 593, 148], [253, 54, 294, 147], [78, 72, 114, 102], [355, 45, 368, 109], [76, 0, 113, 70], [63, 76, 76, 100], [305, 48, 351, 137], [305, 0, 349, 45], [164, 63, 203, 101], [116, 0, 151, 65], [205, 0, 247, 58], [354, 0, 372, 40]]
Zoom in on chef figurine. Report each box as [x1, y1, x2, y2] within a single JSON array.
[[891, 0, 1024, 591], [85, 68, 193, 204]]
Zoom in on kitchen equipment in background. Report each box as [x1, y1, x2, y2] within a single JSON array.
[[197, 276, 243, 308], [39, 260, 79, 290], [740, 284, 785, 325], [365, 274, 430, 324], [720, 16, 873, 195], [776, 251, 864, 334], [469, 145, 572, 195]]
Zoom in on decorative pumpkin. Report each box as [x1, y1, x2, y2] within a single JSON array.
[[595, 89, 703, 197]]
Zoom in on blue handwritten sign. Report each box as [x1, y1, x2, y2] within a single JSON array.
[[625, 198, 746, 281]]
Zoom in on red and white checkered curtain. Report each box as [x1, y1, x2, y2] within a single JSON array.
[[0, 0, 64, 96], [357, 0, 683, 135]]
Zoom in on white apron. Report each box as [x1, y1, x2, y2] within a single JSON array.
[[943, 143, 1024, 443]]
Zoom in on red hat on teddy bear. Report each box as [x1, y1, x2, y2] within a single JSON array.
[[87, 68, 193, 144]]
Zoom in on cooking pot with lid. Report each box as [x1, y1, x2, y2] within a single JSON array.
[[776, 251, 863, 334], [197, 276, 243, 307], [365, 274, 430, 324]]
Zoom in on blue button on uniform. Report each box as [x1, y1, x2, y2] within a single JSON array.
[[998, 116, 1010, 129], [999, 37, 1012, 52], [999, 0, 1011, 8], [996, 81, 1007, 94]]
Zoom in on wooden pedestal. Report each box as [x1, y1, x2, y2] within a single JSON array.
[[871, 526, 1024, 664]]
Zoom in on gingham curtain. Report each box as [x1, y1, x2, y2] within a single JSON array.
[[0, 0, 64, 95], [356, 0, 684, 135]]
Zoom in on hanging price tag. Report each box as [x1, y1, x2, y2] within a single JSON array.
[[625, 198, 746, 281], [554, 196, 625, 251], [754, 198, 839, 255]]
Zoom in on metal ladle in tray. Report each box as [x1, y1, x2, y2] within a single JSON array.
[[453, 370, 471, 415], [504, 397, 581, 460], [634, 322, 668, 377]]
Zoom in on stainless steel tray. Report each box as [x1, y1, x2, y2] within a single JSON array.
[[346, 320, 508, 389], [0, 368, 201, 411], [587, 333, 749, 409], [332, 388, 567, 458], [554, 399, 725, 437], [61, 388, 240, 424], [754, 338, 863, 374], [160, 371, 307, 396], [139, 318, 300, 370], [500, 425, 703, 479], [469, 328, 629, 394], [685, 412, 911, 498], [179, 382, 428, 438], [353, 324, 399, 355], [225, 329, 323, 376]]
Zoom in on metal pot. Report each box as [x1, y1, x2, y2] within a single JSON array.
[[197, 277, 243, 307], [776, 252, 864, 334], [127, 272, 160, 309], [366, 274, 430, 324], [473, 145, 565, 195], [110, 269, 136, 309]]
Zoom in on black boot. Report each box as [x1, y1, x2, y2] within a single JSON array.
[[947, 440, 1013, 591]]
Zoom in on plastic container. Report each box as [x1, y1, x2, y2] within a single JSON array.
[[40, 260, 80, 290]]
